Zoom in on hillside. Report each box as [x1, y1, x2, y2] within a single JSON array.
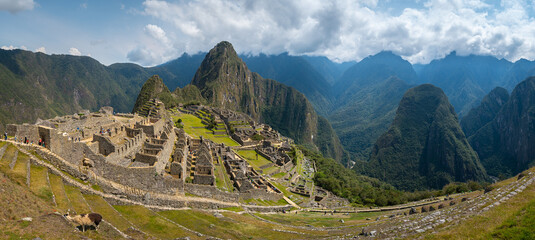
[[470, 77, 535, 178], [177, 41, 346, 161], [460, 87, 509, 137], [417, 52, 512, 116], [0, 49, 150, 131], [132, 75, 176, 113], [328, 52, 416, 162], [242, 53, 334, 115], [360, 84, 488, 190]]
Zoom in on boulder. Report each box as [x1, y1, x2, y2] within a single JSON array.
[[438, 204, 445, 209], [409, 207, 418, 215], [421, 206, 429, 213]]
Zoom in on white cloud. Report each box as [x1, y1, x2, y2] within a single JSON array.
[[0, 0, 34, 13], [134, 0, 535, 64], [127, 24, 178, 66], [1, 45, 27, 50], [69, 47, 82, 56], [35, 46, 46, 53], [1, 45, 16, 50]]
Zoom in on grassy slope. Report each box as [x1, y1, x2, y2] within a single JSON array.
[[426, 168, 535, 239]]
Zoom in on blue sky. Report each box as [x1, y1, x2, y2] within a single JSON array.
[[1, 0, 535, 66]]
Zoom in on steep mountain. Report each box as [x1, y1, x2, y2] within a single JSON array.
[[176, 41, 346, 161], [241, 53, 333, 114], [132, 75, 175, 113], [0, 49, 150, 131], [333, 51, 418, 95], [469, 77, 535, 177], [460, 87, 509, 137], [417, 52, 512, 116], [360, 84, 488, 191], [502, 59, 535, 91], [301, 55, 354, 85], [328, 51, 416, 162]]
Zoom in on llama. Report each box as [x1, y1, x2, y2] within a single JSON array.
[[64, 212, 103, 232]]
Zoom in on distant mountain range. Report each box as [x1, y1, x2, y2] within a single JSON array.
[[2, 44, 535, 190]]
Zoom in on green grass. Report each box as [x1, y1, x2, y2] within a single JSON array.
[[221, 206, 244, 212], [490, 199, 535, 239], [64, 185, 91, 214], [83, 194, 132, 231], [177, 113, 239, 146], [29, 165, 54, 204], [272, 172, 287, 179], [271, 181, 308, 204], [113, 205, 192, 239], [159, 209, 316, 239], [0, 145, 17, 171], [48, 173, 73, 212], [425, 168, 535, 239], [236, 150, 277, 174], [214, 159, 234, 192], [255, 211, 382, 228], [10, 151, 29, 186]]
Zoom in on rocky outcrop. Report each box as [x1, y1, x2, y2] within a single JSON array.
[[460, 87, 509, 137], [469, 77, 535, 177]]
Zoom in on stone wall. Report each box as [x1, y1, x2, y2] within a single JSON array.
[[184, 183, 239, 202], [7, 124, 39, 142], [92, 134, 115, 156], [239, 188, 283, 202]]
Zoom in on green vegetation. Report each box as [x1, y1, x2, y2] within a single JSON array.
[[29, 165, 54, 205], [470, 77, 535, 178], [177, 113, 239, 146], [359, 84, 488, 191], [426, 168, 535, 239], [83, 194, 132, 231], [236, 149, 277, 174], [113, 205, 191, 239], [63, 185, 91, 214], [256, 211, 383, 228], [242, 198, 288, 206], [132, 75, 177, 113], [490, 198, 535, 239], [48, 173, 73, 212], [214, 158, 234, 192]]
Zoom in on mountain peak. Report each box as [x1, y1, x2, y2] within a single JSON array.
[[363, 83, 487, 190]]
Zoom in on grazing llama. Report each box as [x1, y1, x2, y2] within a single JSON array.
[[64, 212, 102, 232]]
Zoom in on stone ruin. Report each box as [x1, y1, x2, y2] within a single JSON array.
[[6, 103, 288, 209]]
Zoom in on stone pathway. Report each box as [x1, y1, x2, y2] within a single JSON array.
[[355, 171, 535, 239]]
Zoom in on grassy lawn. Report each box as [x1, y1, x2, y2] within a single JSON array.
[[83, 194, 132, 232], [64, 185, 91, 214], [255, 211, 381, 228], [425, 168, 535, 239], [271, 172, 287, 179], [159, 209, 317, 239], [176, 113, 239, 146], [48, 173, 73, 212], [114, 205, 193, 239], [29, 165, 54, 205], [10, 151, 29, 186], [214, 159, 234, 192], [236, 149, 277, 174], [0, 144, 17, 171]]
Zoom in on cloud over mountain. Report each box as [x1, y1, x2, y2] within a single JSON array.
[[133, 0, 535, 65]]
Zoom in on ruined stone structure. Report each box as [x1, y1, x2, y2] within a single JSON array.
[[7, 104, 292, 210]]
